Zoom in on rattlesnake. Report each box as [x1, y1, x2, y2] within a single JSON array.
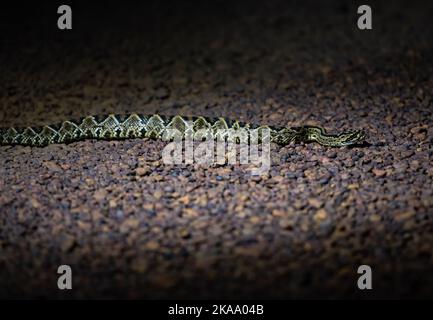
[[0, 114, 367, 147]]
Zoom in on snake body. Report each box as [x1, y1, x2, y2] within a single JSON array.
[[0, 113, 367, 147]]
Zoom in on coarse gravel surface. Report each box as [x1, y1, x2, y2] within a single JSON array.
[[0, 1, 432, 298]]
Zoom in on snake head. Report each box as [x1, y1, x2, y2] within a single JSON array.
[[302, 126, 367, 147], [336, 130, 367, 146]]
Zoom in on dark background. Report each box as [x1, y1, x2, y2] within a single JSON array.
[[0, 0, 432, 299]]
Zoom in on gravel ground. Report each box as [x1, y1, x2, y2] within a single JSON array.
[[0, 1, 432, 299]]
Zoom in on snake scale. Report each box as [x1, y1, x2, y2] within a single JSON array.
[[0, 113, 367, 147]]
